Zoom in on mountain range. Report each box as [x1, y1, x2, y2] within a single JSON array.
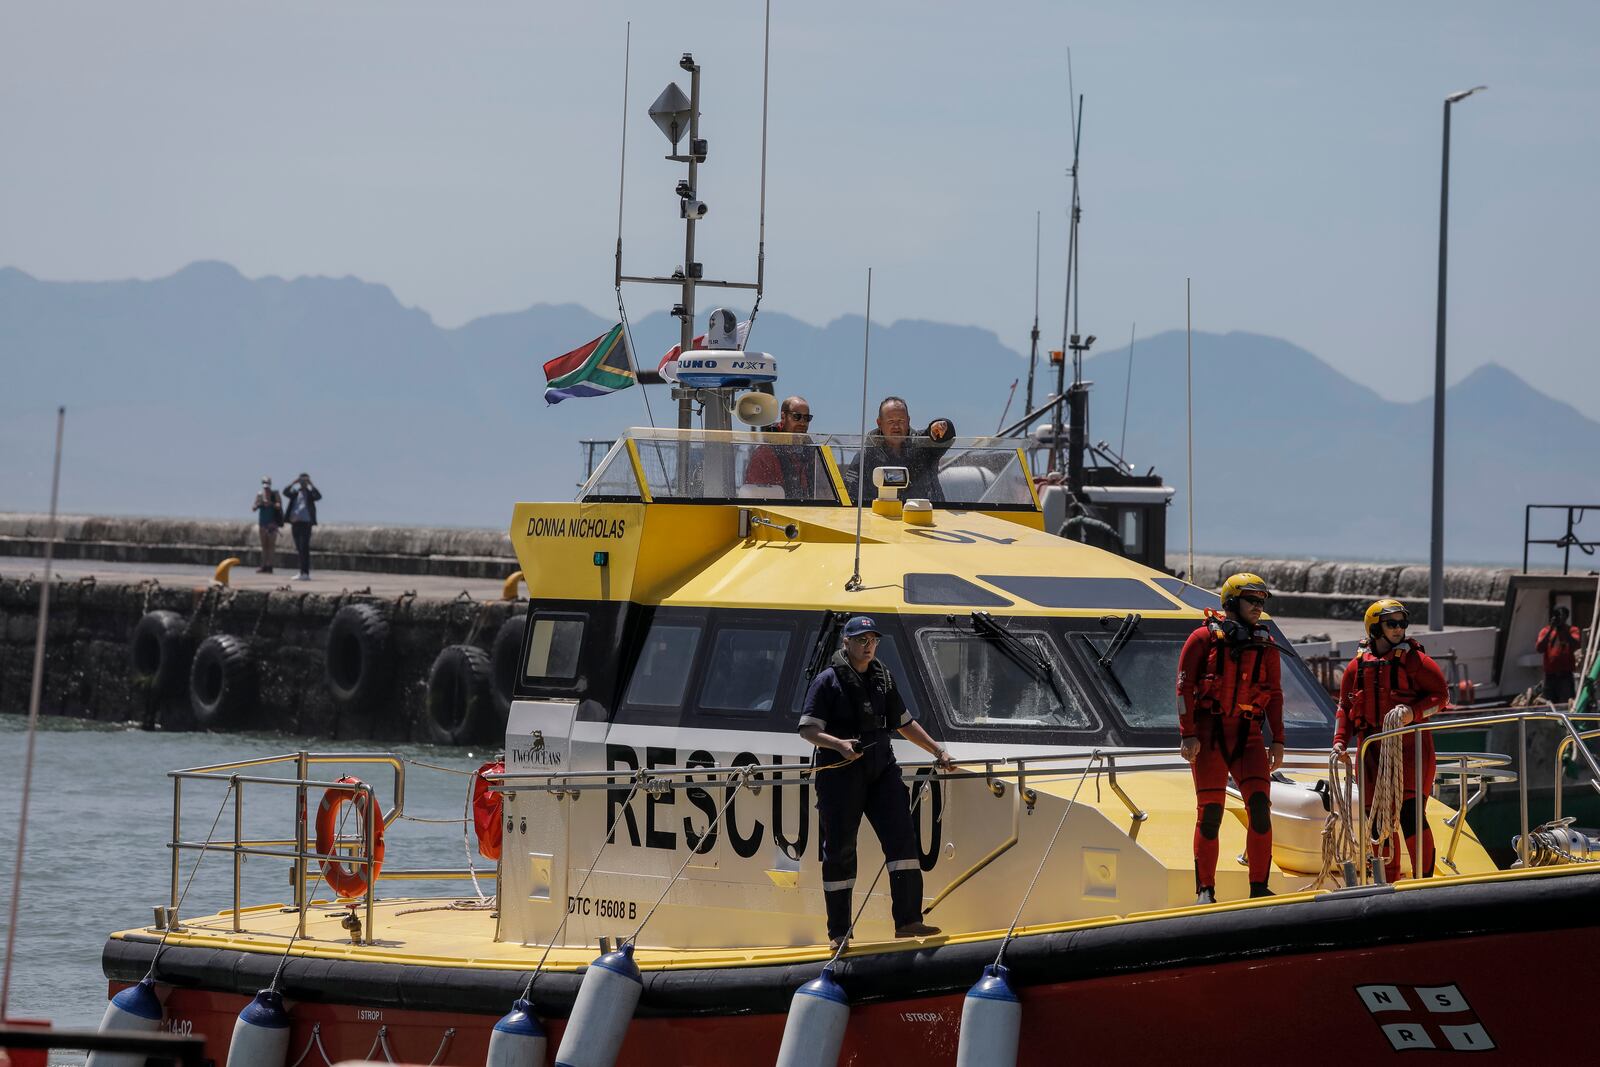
[[2, 261, 1595, 565]]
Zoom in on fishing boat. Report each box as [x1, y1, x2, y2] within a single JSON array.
[[94, 47, 1600, 1067]]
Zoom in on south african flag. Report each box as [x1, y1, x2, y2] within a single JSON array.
[[543, 324, 635, 405]]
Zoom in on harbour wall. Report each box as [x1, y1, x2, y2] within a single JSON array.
[[0, 574, 524, 742], [0, 513, 515, 578], [0, 515, 1522, 740]]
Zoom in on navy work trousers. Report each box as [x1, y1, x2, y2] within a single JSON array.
[[814, 740, 923, 940], [291, 521, 313, 576]]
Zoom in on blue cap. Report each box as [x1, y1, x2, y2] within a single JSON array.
[[842, 616, 881, 638]]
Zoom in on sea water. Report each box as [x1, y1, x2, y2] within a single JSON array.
[[0, 715, 485, 1031]]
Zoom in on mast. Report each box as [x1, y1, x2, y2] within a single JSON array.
[[1023, 212, 1041, 426]]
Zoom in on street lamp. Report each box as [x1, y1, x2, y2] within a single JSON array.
[[1428, 84, 1486, 632]]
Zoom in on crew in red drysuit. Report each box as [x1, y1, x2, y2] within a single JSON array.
[[1333, 599, 1450, 882], [1537, 607, 1583, 705], [1177, 573, 1284, 904]]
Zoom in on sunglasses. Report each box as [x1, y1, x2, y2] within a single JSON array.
[[1383, 618, 1410, 629], [1240, 595, 1268, 607], [788, 412, 814, 422]]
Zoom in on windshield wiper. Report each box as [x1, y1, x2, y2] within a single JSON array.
[[805, 610, 847, 681], [970, 611, 1052, 681], [1097, 612, 1143, 667]]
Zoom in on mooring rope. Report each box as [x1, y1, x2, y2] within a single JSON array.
[[627, 767, 754, 945], [144, 779, 237, 980], [1314, 751, 1361, 889], [520, 775, 645, 1000], [994, 754, 1102, 967]]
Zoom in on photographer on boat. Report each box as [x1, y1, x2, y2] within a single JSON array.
[[1537, 605, 1583, 706], [799, 615, 954, 951], [1332, 599, 1450, 882], [1177, 573, 1284, 904]]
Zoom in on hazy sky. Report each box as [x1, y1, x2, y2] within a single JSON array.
[[3, 2, 1596, 416]]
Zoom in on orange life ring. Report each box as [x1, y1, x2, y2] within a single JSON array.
[[314, 775, 385, 898], [472, 760, 505, 861]]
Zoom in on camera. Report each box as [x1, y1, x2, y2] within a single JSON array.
[[675, 179, 694, 199], [680, 199, 708, 220]]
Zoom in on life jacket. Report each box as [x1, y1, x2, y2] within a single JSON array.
[[1344, 638, 1428, 735], [828, 649, 895, 736], [1192, 609, 1277, 719]]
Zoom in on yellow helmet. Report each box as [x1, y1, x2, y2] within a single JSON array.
[[1364, 598, 1409, 640], [1219, 572, 1270, 609]]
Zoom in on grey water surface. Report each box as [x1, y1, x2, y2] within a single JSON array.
[[0, 716, 486, 1031]]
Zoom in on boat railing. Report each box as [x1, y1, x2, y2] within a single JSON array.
[[165, 751, 491, 945], [1356, 706, 1600, 877]]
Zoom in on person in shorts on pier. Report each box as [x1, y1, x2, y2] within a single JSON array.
[[799, 615, 954, 951], [282, 472, 322, 581], [1332, 599, 1450, 882], [1176, 572, 1284, 904], [252, 477, 283, 573], [1536, 605, 1583, 706]]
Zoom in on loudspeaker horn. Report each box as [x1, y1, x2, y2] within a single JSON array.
[[732, 391, 780, 428]]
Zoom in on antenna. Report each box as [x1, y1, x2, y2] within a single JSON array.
[[845, 268, 872, 593], [0, 406, 64, 1017], [1119, 322, 1135, 458], [1022, 211, 1041, 425], [612, 23, 658, 432], [1185, 278, 1195, 581], [746, 0, 773, 343]]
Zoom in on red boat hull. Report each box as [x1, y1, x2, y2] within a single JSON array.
[[119, 923, 1579, 1064]]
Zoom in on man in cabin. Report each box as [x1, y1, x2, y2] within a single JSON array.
[[1537, 605, 1584, 706], [799, 615, 955, 951], [1176, 572, 1285, 904], [744, 395, 818, 497], [1332, 598, 1450, 883], [852, 397, 955, 502]]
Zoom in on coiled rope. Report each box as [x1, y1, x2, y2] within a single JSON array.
[[1366, 706, 1412, 872], [1315, 753, 1360, 889]]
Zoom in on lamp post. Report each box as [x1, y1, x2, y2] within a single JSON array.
[[1428, 85, 1486, 632]]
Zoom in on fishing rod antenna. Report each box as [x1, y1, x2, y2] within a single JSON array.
[[845, 268, 873, 593]]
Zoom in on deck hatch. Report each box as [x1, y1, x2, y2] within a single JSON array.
[[979, 575, 1177, 611], [903, 573, 1014, 607]]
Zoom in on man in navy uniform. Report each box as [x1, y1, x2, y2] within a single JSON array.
[[799, 615, 954, 951]]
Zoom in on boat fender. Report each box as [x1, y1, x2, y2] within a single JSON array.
[[774, 965, 849, 1067], [189, 633, 256, 729], [325, 603, 391, 711], [490, 613, 528, 720], [129, 610, 190, 696], [84, 978, 163, 1067], [553, 943, 642, 1067], [955, 964, 1021, 1067], [486, 998, 546, 1067], [473, 760, 506, 861], [313, 775, 386, 898], [223, 989, 291, 1067], [426, 644, 496, 746]]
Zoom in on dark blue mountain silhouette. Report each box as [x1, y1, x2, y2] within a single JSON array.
[[1, 263, 1593, 564]]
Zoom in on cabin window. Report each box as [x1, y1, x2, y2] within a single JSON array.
[[919, 629, 1093, 729], [524, 615, 585, 680], [623, 623, 701, 708], [903, 573, 1014, 608], [1120, 510, 1144, 554], [700, 628, 793, 713], [979, 574, 1175, 612], [1151, 577, 1221, 611]]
